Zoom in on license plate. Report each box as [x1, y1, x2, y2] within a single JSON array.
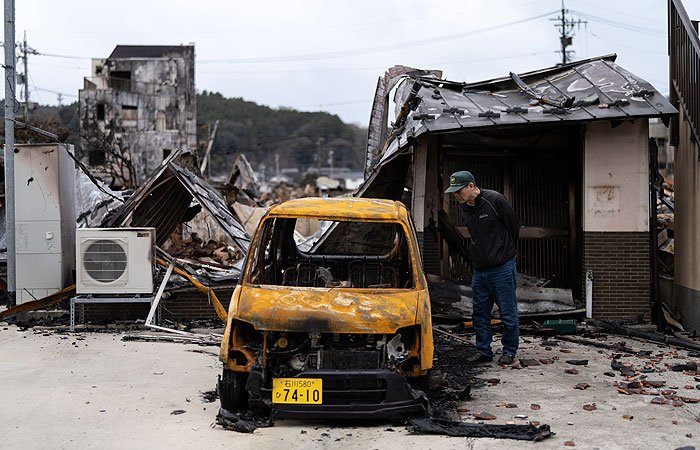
[[272, 378, 322, 404]]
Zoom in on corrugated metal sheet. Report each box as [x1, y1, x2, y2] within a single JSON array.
[[168, 163, 251, 253], [104, 151, 250, 253], [377, 56, 677, 167]]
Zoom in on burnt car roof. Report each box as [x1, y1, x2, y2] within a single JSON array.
[[266, 197, 408, 221]]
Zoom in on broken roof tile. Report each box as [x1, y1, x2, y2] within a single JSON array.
[[105, 150, 250, 253]]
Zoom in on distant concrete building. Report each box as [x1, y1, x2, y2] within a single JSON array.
[[79, 45, 196, 188]]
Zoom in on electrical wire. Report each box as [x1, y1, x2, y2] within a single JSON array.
[[35, 51, 91, 60], [569, 9, 665, 36], [571, 0, 660, 24], [197, 51, 554, 75], [199, 11, 558, 64], [33, 87, 78, 98], [588, 32, 666, 55], [28, 73, 43, 104], [31, 12, 557, 66]]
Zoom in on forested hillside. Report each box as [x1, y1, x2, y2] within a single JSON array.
[[1, 93, 368, 179], [197, 91, 367, 178]]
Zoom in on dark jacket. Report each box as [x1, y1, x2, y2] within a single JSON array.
[[459, 189, 520, 270]]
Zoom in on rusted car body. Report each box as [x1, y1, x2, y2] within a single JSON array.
[[218, 197, 433, 418]]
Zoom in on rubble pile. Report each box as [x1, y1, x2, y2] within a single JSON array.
[[611, 350, 700, 405], [656, 176, 674, 280], [162, 224, 243, 268]]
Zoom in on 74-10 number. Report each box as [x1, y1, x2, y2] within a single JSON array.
[[282, 388, 320, 402]]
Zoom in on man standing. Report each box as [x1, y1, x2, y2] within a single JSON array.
[[445, 171, 520, 365]]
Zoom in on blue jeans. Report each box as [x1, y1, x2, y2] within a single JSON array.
[[472, 258, 519, 357]]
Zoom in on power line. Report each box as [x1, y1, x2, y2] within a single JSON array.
[[28, 72, 43, 104], [17, 31, 39, 117], [198, 51, 554, 75], [32, 87, 78, 98], [588, 32, 666, 55], [569, 9, 665, 37], [197, 50, 551, 75], [571, 0, 659, 24], [30, 14, 557, 67], [35, 51, 91, 60], [199, 11, 558, 64]]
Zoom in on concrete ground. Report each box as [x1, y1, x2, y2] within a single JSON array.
[[1, 322, 698, 449]]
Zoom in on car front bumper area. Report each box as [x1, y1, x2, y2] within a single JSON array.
[[269, 369, 428, 419]]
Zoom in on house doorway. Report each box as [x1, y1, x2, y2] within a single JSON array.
[[440, 125, 582, 298]]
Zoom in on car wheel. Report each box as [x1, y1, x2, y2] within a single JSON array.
[[218, 369, 249, 413]]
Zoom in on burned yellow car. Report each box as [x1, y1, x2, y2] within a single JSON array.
[[218, 197, 433, 418]]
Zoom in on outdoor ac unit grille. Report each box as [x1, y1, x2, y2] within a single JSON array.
[[83, 239, 128, 283]]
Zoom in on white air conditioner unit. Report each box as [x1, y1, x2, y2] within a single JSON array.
[[76, 228, 156, 295]]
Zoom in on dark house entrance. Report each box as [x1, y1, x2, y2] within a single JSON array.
[[440, 125, 582, 298]]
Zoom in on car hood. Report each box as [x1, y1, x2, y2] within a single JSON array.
[[235, 285, 420, 334]]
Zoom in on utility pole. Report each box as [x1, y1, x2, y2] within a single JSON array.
[[4, 0, 16, 307], [16, 31, 37, 118], [20, 31, 28, 118], [315, 137, 324, 169], [551, 1, 586, 65], [328, 149, 334, 178]]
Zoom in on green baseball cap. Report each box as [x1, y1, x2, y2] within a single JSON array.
[[444, 170, 475, 193]]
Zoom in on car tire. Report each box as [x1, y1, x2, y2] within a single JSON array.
[[218, 369, 249, 413]]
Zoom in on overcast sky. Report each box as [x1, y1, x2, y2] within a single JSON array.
[[6, 0, 700, 125]]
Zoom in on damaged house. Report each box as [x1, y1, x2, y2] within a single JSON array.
[[78, 45, 196, 188], [352, 56, 676, 322]]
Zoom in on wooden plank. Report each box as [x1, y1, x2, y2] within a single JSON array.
[[0, 285, 76, 319]]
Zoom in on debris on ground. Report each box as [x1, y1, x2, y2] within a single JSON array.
[[200, 390, 218, 403], [566, 360, 589, 366], [408, 417, 553, 441], [427, 329, 480, 420], [215, 408, 274, 434], [122, 333, 219, 346]]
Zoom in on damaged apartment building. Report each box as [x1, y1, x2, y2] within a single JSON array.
[[79, 45, 196, 188]]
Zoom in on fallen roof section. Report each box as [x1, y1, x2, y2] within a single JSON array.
[[226, 153, 261, 201], [104, 151, 250, 253]]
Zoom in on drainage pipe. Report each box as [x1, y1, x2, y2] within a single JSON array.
[[585, 270, 594, 319]]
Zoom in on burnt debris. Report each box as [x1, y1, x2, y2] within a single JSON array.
[[408, 417, 553, 441]]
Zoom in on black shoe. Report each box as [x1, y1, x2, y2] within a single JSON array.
[[498, 353, 516, 365], [466, 352, 493, 363]]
